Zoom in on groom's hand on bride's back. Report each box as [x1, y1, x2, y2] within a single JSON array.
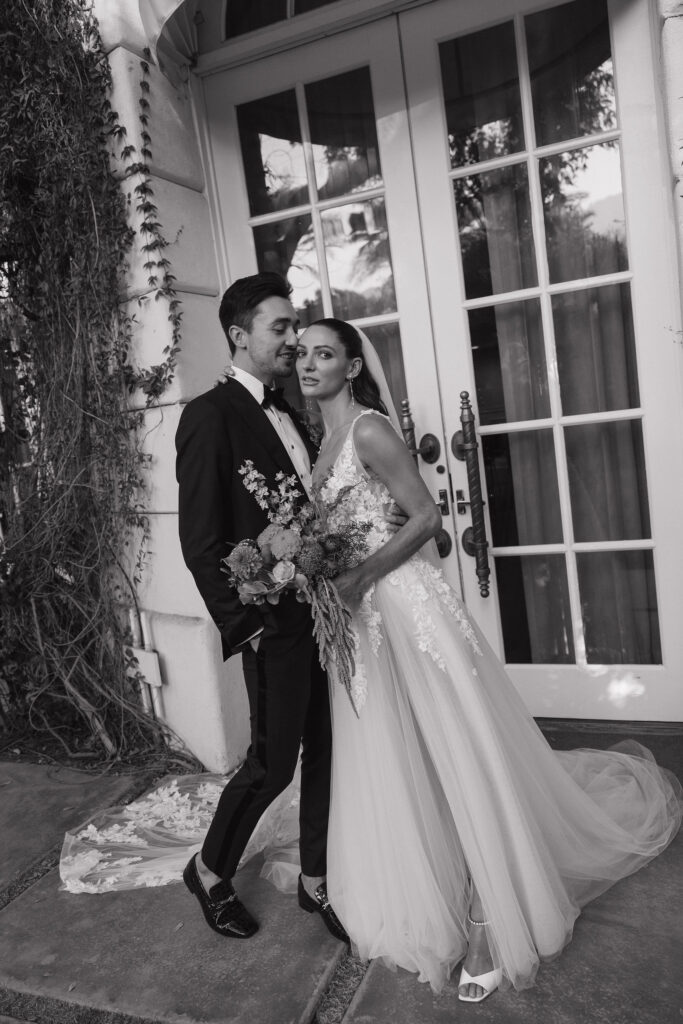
[[384, 501, 408, 533]]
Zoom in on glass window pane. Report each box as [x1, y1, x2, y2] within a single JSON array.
[[526, 0, 616, 146], [576, 551, 661, 664], [454, 164, 537, 299], [541, 142, 627, 283], [495, 555, 574, 663], [237, 91, 306, 217], [305, 68, 382, 200], [361, 322, 408, 413], [482, 430, 563, 546], [469, 300, 549, 426], [565, 421, 651, 541], [439, 22, 523, 168], [553, 285, 639, 415], [226, 0, 286, 38], [253, 216, 323, 323], [296, 0, 340, 11], [321, 198, 397, 319]]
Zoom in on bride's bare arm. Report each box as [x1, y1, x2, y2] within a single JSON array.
[[332, 414, 441, 608]]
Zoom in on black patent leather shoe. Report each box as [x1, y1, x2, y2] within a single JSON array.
[[183, 854, 258, 938], [297, 874, 349, 943]]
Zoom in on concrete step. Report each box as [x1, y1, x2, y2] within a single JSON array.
[[0, 856, 345, 1024]]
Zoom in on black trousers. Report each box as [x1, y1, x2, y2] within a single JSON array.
[[202, 598, 331, 881]]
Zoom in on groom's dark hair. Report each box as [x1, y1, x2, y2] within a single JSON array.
[[219, 272, 292, 355]]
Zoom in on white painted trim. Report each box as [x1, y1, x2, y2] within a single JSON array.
[[196, 0, 436, 76]]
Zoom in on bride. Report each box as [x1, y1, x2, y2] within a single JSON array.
[[294, 317, 681, 1001]]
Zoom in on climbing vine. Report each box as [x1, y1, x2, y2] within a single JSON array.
[[119, 50, 182, 402], [0, 0, 192, 768]]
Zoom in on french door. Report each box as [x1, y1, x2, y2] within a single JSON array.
[[201, 0, 683, 719]]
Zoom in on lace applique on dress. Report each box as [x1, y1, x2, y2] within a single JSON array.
[[359, 584, 383, 656], [349, 634, 368, 713], [60, 777, 226, 893], [387, 557, 483, 669], [60, 768, 302, 894]]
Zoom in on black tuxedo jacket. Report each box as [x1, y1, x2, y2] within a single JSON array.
[[175, 377, 318, 659]]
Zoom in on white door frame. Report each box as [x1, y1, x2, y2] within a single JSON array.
[[197, 0, 683, 720]]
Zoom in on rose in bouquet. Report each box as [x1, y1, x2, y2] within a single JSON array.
[[221, 461, 371, 714]]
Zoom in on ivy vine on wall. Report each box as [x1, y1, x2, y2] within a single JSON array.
[[0, 0, 190, 766], [119, 50, 183, 402]]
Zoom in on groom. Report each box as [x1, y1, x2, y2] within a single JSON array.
[[175, 272, 346, 942]]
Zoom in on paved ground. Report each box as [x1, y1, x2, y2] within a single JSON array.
[[0, 763, 345, 1024], [0, 764, 146, 894], [0, 725, 681, 1024], [344, 830, 683, 1024]]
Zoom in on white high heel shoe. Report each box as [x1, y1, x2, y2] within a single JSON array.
[[458, 965, 502, 1003], [458, 912, 502, 1003]]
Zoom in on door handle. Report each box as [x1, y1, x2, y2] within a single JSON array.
[[434, 528, 452, 557], [451, 391, 491, 598], [399, 399, 441, 464]]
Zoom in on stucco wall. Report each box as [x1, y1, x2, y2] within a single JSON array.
[[658, 0, 683, 346], [95, 0, 249, 772]]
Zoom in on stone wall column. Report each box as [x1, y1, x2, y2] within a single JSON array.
[[94, 0, 249, 772], [658, 0, 683, 353]]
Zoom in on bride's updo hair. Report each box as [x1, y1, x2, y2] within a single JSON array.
[[310, 318, 389, 416]]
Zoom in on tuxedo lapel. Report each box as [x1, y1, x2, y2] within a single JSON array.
[[224, 378, 311, 483]]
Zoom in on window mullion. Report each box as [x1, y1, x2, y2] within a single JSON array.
[[296, 80, 333, 317], [515, 10, 587, 667]]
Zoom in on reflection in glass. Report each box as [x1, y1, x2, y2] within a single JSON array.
[[469, 300, 549, 426], [526, 0, 616, 146], [565, 421, 650, 541], [577, 551, 661, 663], [305, 68, 382, 199], [553, 285, 639, 416], [321, 199, 397, 320], [361, 322, 408, 413], [296, 0, 340, 10], [454, 164, 537, 299], [226, 0, 340, 36], [482, 430, 562, 546], [226, 0, 286, 38], [253, 216, 323, 323], [541, 142, 627, 283], [237, 91, 306, 217], [438, 21, 523, 168], [495, 555, 574, 663]]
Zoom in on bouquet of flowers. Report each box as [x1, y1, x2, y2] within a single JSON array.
[[221, 461, 371, 714]]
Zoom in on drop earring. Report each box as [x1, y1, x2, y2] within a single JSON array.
[[348, 377, 355, 407]]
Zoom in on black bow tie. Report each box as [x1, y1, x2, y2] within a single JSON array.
[[261, 387, 288, 412]]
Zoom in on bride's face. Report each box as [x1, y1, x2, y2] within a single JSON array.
[[296, 325, 358, 402]]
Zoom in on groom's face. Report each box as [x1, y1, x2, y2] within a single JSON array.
[[232, 296, 300, 385]]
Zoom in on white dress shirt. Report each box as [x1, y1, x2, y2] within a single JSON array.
[[229, 365, 313, 499]]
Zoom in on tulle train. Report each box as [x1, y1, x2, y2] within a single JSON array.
[[324, 558, 682, 993]]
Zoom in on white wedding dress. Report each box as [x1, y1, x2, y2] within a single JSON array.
[[316, 411, 681, 992], [61, 409, 681, 995]]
